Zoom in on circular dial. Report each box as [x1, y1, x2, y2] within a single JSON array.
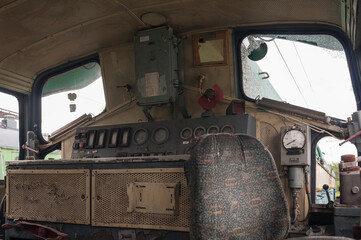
[[207, 125, 219, 134], [194, 126, 206, 137], [180, 127, 193, 140], [282, 129, 306, 150], [221, 124, 234, 133], [152, 127, 169, 144], [133, 128, 148, 145]]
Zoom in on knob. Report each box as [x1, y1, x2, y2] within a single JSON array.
[[352, 186, 360, 194]]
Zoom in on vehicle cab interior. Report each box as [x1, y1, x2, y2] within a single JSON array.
[[0, 0, 361, 239]]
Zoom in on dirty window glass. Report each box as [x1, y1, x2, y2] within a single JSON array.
[[0, 92, 19, 178], [44, 150, 62, 160], [42, 62, 105, 140], [241, 34, 356, 120]]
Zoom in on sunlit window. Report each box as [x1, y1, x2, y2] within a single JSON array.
[[0, 92, 19, 179], [42, 62, 105, 140], [44, 150, 62, 160], [315, 137, 357, 204], [241, 34, 355, 120]]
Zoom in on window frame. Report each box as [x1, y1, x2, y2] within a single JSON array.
[[234, 24, 361, 204], [32, 54, 104, 145], [233, 24, 361, 111], [0, 87, 28, 161]]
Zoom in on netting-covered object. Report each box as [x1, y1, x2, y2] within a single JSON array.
[[185, 134, 290, 239]]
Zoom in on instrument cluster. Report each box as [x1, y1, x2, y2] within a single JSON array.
[[71, 114, 255, 159]]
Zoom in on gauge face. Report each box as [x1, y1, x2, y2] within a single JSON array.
[[180, 127, 193, 140], [221, 124, 234, 133], [133, 128, 148, 145], [108, 128, 119, 147], [207, 125, 219, 134], [152, 127, 169, 144], [96, 130, 106, 148], [282, 129, 306, 150], [194, 126, 206, 137]]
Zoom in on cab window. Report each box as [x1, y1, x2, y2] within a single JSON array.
[[315, 137, 357, 203], [240, 34, 355, 120], [0, 92, 19, 179], [41, 62, 105, 140]]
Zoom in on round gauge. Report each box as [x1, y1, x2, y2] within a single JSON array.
[[207, 125, 219, 134], [282, 129, 306, 150], [133, 128, 148, 145], [152, 127, 169, 145], [180, 127, 193, 140], [221, 124, 235, 133], [194, 126, 206, 137]]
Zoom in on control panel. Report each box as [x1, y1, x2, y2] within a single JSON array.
[[71, 114, 256, 159]]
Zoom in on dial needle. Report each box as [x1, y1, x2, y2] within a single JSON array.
[[286, 139, 296, 146]]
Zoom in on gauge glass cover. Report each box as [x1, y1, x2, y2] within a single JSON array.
[[282, 129, 306, 149], [133, 129, 148, 145], [194, 126, 206, 137], [207, 125, 219, 134], [152, 127, 169, 144], [180, 127, 193, 140]]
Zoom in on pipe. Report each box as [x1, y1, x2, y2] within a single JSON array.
[[256, 98, 328, 123]]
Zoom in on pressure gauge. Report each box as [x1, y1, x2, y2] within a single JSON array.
[[282, 129, 306, 150], [280, 125, 310, 166]]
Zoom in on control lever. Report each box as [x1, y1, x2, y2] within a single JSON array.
[[323, 184, 334, 208], [22, 144, 39, 154]]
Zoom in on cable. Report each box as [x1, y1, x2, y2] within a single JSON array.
[[293, 42, 314, 91], [274, 41, 309, 107], [113, 0, 148, 28], [297, 168, 311, 222]]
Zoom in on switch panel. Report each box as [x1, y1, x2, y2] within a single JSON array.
[[71, 114, 256, 159]]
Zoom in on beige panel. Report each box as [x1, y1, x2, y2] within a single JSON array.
[[0, 68, 33, 94], [0, 0, 343, 89], [0, 0, 120, 61], [1, 14, 136, 78], [100, 44, 136, 110], [130, 0, 341, 31], [6, 170, 90, 225], [246, 103, 312, 224], [92, 168, 189, 231]]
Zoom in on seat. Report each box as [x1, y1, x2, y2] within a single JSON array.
[[185, 133, 290, 239]]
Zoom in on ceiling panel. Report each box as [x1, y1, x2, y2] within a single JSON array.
[[0, 0, 344, 93], [0, 12, 136, 79], [0, 0, 121, 61]]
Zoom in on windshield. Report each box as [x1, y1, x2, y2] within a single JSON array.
[[241, 34, 356, 120]]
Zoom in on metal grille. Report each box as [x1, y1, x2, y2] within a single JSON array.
[[92, 168, 189, 231], [6, 170, 90, 224]]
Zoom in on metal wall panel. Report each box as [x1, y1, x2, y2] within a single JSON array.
[[92, 168, 189, 231], [6, 169, 90, 224]]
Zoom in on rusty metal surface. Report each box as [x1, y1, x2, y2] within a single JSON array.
[[6, 170, 90, 224], [2, 220, 70, 240], [92, 168, 189, 231]]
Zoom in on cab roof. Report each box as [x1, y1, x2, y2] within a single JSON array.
[[0, 0, 358, 94]]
